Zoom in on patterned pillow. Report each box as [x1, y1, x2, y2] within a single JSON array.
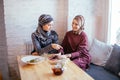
[[104, 44, 120, 76]]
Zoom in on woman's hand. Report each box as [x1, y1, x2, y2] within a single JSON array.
[[52, 53, 71, 59], [51, 43, 63, 50], [49, 53, 66, 60], [65, 54, 71, 58], [31, 52, 39, 56]]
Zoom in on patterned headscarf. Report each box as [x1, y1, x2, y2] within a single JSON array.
[[34, 14, 53, 39], [38, 14, 53, 27]]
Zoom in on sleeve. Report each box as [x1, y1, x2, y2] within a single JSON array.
[[61, 33, 68, 53], [51, 31, 59, 44], [31, 33, 53, 55], [51, 30, 65, 54], [70, 33, 90, 59]]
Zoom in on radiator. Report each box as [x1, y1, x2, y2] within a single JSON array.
[[25, 41, 33, 55]]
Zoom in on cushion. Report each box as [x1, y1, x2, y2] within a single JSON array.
[[87, 36, 93, 51], [89, 39, 113, 66], [104, 44, 120, 76]]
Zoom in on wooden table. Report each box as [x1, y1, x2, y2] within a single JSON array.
[[17, 55, 94, 80], [0, 71, 2, 80]]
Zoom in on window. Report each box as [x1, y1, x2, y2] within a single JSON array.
[[109, 0, 120, 44]]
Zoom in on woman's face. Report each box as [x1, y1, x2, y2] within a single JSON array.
[[72, 19, 81, 31], [42, 21, 53, 31]]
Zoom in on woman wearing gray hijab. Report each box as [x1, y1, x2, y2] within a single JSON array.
[[31, 14, 62, 55]]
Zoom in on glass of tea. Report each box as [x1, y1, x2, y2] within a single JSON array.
[[52, 62, 64, 75]]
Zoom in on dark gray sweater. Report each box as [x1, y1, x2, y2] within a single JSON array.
[[31, 29, 58, 55]]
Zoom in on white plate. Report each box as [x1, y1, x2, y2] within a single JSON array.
[[21, 56, 44, 64]]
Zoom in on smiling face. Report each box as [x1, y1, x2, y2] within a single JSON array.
[[42, 21, 54, 31], [72, 15, 85, 32], [72, 19, 81, 31]]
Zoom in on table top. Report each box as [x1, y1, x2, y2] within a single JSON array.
[[17, 55, 94, 80]]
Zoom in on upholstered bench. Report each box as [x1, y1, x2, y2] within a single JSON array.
[[87, 39, 120, 80], [86, 63, 120, 80]]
